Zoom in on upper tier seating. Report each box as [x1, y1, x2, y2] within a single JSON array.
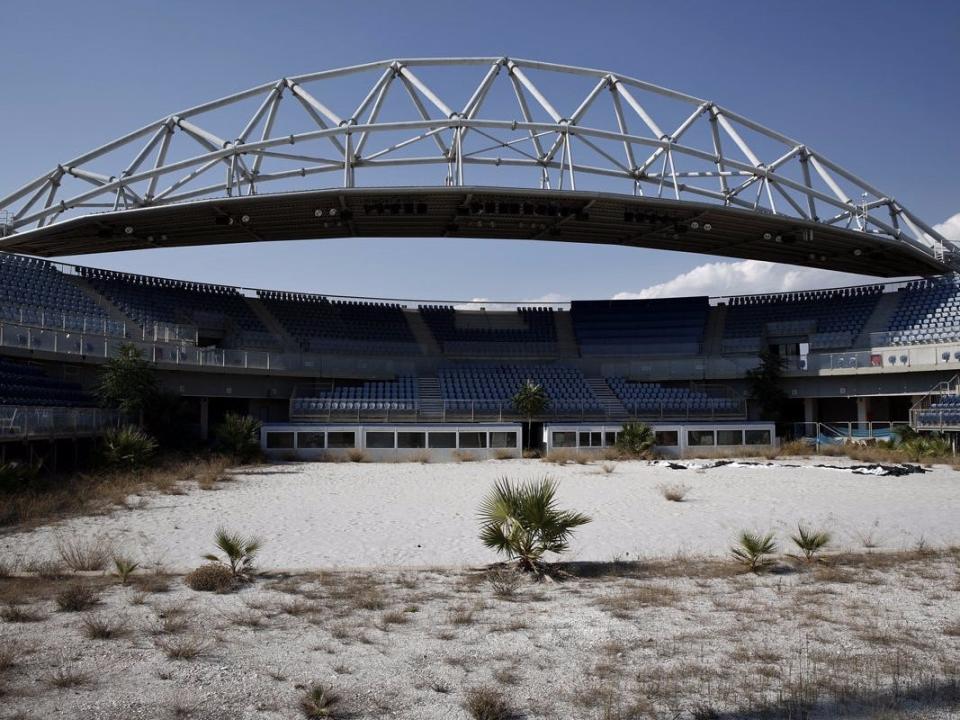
[[607, 378, 741, 415], [419, 306, 557, 355], [570, 298, 708, 355], [723, 286, 883, 349], [0, 357, 90, 407], [917, 394, 960, 426], [886, 276, 960, 345], [438, 364, 602, 413], [80, 268, 268, 340], [291, 377, 418, 414], [0, 253, 108, 329], [259, 292, 418, 355]]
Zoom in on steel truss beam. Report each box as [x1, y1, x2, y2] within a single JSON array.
[[0, 57, 952, 270]]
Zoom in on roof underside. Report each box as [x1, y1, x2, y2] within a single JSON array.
[[0, 187, 948, 278]]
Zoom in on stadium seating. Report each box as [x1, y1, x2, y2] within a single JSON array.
[[723, 286, 883, 348], [291, 377, 419, 414], [80, 267, 268, 340], [420, 305, 557, 355], [438, 365, 602, 413], [0, 357, 90, 406], [570, 297, 707, 355], [886, 276, 960, 345], [607, 378, 740, 415], [260, 292, 418, 355], [917, 394, 960, 426], [0, 253, 108, 329]]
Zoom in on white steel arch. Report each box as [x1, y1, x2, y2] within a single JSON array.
[[0, 57, 952, 263]]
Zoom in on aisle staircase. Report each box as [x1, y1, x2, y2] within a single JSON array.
[[854, 291, 901, 348], [417, 376, 444, 420], [554, 311, 580, 357], [405, 310, 441, 355], [584, 377, 629, 421], [244, 297, 300, 352]]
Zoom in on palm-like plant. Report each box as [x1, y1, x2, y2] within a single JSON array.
[[512, 380, 550, 450], [791, 524, 831, 562], [203, 527, 262, 579], [730, 530, 778, 572], [478, 477, 591, 573], [616, 421, 655, 457], [215, 413, 262, 463]]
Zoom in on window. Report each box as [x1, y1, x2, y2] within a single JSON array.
[[398, 431, 426, 449], [266, 432, 295, 449], [459, 432, 488, 448], [687, 430, 715, 446], [655, 430, 679, 447], [366, 431, 395, 449], [745, 429, 772, 445], [490, 432, 517, 448], [717, 429, 744, 446], [552, 431, 577, 448], [297, 432, 325, 449], [604, 431, 619, 447], [579, 431, 602, 447], [327, 431, 356, 449], [428, 432, 457, 448]]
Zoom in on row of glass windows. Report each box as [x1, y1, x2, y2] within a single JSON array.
[[551, 428, 771, 448], [265, 430, 519, 450]]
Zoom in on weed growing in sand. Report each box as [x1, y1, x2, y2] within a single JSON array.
[[299, 683, 340, 718], [55, 534, 113, 572], [659, 483, 689, 502], [203, 527, 262, 579], [48, 666, 91, 688], [488, 567, 522, 598], [599, 462, 616, 474], [478, 476, 592, 573], [111, 555, 140, 584], [155, 635, 210, 660], [55, 583, 99, 612], [464, 686, 514, 720], [185, 563, 236, 593], [730, 531, 777, 572], [81, 612, 129, 639], [346, 448, 368, 463], [791, 524, 831, 562], [1, 603, 44, 623]]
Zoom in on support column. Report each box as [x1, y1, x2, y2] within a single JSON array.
[[200, 398, 210, 442], [856, 397, 869, 426], [803, 397, 816, 424]]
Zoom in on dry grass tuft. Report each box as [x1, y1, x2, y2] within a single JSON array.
[[55, 533, 114, 572], [453, 450, 477, 463], [155, 635, 210, 660], [80, 612, 129, 639], [55, 583, 99, 612], [1, 603, 44, 623], [464, 685, 514, 720], [185, 564, 236, 593], [487, 567, 522, 598], [48, 666, 91, 688], [346, 448, 368, 463]]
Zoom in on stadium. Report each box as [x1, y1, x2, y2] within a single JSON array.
[[0, 57, 958, 461]]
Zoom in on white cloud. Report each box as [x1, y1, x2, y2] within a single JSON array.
[[613, 259, 877, 300], [934, 212, 960, 243]]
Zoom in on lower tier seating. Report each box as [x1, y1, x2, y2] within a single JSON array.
[[607, 378, 741, 415], [291, 377, 419, 414], [439, 365, 602, 413], [0, 357, 90, 407]]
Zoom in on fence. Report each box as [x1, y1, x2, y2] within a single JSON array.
[[0, 406, 125, 441]]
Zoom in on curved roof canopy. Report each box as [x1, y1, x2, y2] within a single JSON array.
[[0, 57, 954, 276]]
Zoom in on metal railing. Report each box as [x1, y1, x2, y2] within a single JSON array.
[[0, 405, 125, 441], [0, 304, 197, 344], [790, 421, 908, 450]]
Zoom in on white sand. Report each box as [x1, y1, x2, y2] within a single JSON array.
[[2, 458, 958, 571]]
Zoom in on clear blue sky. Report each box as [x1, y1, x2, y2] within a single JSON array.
[[0, 0, 957, 300]]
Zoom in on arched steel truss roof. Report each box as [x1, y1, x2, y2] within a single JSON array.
[[0, 57, 954, 274]]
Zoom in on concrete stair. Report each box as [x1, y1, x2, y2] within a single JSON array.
[[585, 377, 629, 420], [417, 376, 444, 420], [244, 296, 300, 352], [854, 291, 902, 348], [405, 309, 441, 355], [702, 304, 727, 354], [554, 311, 580, 357], [66, 275, 140, 329]]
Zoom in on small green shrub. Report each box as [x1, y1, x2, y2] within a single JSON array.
[[214, 413, 262, 463], [615, 421, 655, 457], [730, 531, 778, 572], [102, 426, 157, 469], [184, 563, 236, 593], [478, 476, 591, 573], [299, 683, 340, 718], [791, 524, 831, 562], [203, 527, 262, 579], [112, 555, 140, 584]]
